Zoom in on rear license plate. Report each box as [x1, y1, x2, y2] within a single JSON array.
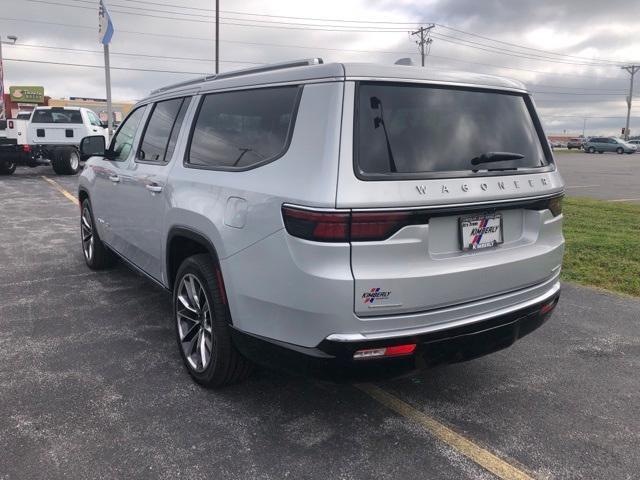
[[460, 214, 503, 251]]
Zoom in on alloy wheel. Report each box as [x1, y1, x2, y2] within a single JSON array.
[[176, 273, 214, 372], [81, 207, 94, 261]]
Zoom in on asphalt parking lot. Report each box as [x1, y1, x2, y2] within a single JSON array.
[[555, 150, 640, 203], [1, 167, 639, 480]]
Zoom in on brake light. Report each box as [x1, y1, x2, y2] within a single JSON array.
[[353, 343, 416, 360], [282, 206, 418, 243], [350, 211, 411, 241], [548, 196, 563, 216], [8, 120, 13, 129], [281, 206, 350, 242]]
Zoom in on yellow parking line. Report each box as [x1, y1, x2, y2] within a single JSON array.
[[356, 383, 535, 480], [41, 176, 79, 206]]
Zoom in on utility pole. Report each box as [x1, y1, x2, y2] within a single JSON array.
[[621, 65, 639, 140], [411, 24, 435, 67], [215, 0, 219, 74], [582, 118, 587, 137]]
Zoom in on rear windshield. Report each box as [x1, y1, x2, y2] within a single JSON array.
[[356, 82, 549, 178], [16, 113, 31, 120], [32, 109, 82, 124]]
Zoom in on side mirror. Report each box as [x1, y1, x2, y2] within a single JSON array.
[[80, 135, 106, 160]]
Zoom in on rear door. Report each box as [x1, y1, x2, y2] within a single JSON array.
[[338, 81, 564, 317]]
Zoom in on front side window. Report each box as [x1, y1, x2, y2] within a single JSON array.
[[356, 82, 549, 178], [137, 97, 189, 163], [187, 86, 300, 169], [87, 111, 102, 127], [110, 107, 146, 162]]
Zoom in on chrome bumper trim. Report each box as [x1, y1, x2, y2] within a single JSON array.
[[326, 280, 560, 342]]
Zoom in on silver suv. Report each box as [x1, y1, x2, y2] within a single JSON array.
[[78, 59, 565, 387]]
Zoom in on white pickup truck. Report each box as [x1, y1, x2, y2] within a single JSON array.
[[0, 106, 108, 175]]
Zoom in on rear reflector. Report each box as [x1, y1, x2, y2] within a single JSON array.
[[540, 298, 558, 315], [353, 343, 416, 360], [22, 145, 31, 153]]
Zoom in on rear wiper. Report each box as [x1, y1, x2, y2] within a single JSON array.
[[370, 96, 398, 173], [471, 152, 524, 166]]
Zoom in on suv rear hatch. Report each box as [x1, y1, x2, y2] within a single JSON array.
[[338, 81, 564, 317]]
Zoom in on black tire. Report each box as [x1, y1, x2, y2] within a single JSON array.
[[0, 162, 16, 175], [173, 254, 253, 388], [52, 147, 80, 175], [616, 147, 624, 154], [587, 146, 596, 153], [81, 199, 116, 270]]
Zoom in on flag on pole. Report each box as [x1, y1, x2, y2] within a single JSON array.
[[98, 0, 114, 45]]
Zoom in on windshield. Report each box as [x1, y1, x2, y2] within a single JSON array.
[[16, 113, 31, 120], [356, 82, 549, 178]]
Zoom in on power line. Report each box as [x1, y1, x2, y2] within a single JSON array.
[[3, 57, 256, 73], [434, 24, 629, 66]]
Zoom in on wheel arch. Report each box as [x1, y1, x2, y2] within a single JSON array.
[[166, 226, 223, 294]]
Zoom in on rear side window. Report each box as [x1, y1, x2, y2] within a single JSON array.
[[32, 109, 83, 124], [356, 82, 549, 178], [137, 97, 190, 163], [187, 86, 300, 169]]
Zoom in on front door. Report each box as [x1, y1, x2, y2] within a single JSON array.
[[90, 106, 147, 253]]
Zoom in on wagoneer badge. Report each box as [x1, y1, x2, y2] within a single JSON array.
[[415, 178, 549, 195]]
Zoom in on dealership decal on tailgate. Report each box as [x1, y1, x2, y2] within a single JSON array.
[[460, 213, 503, 251]]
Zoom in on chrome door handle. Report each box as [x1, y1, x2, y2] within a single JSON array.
[[109, 175, 120, 183], [145, 183, 163, 193]]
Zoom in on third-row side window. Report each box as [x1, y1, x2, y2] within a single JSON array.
[[187, 86, 300, 169]]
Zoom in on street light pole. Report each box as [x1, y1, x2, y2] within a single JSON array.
[[582, 118, 587, 137], [0, 34, 17, 121], [215, 0, 219, 74]]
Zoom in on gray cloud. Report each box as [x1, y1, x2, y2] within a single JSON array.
[[1, 0, 639, 136]]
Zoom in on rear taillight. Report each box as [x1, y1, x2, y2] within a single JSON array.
[[8, 120, 13, 129], [22, 145, 31, 153], [282, 206, 417, 242], [548, 196, 563, 216], [281, 206, 350, 242], [350, 211, 411, 241]]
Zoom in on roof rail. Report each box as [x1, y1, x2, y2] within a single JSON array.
[[150, 58, 323, 95]]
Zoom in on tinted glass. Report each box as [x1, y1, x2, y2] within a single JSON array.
[[87, 111, 102, 126], [110, 107, 145, 161], [356, 83, 548, 177], [17, 112, 31, 120], [165, 97, 191, 162], [32, 109, 83, 124], [188, 86, 299, 169], [138, 98, 185, 163]]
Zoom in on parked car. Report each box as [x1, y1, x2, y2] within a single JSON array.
[[0, 106, 108, 176], [628, 139, 640, 151], [583, 137, 638, 154], [567, 138, 585, 150], [78, 59, 564, 387]]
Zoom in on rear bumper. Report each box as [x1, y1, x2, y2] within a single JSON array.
[[231, 281, 560, 380], [0, 145, 35, 166]]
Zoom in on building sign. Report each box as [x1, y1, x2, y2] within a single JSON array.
[[9, 86, 45, 103]]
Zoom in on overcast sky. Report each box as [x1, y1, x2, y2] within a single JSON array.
[[1, 0, 639, 136]]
